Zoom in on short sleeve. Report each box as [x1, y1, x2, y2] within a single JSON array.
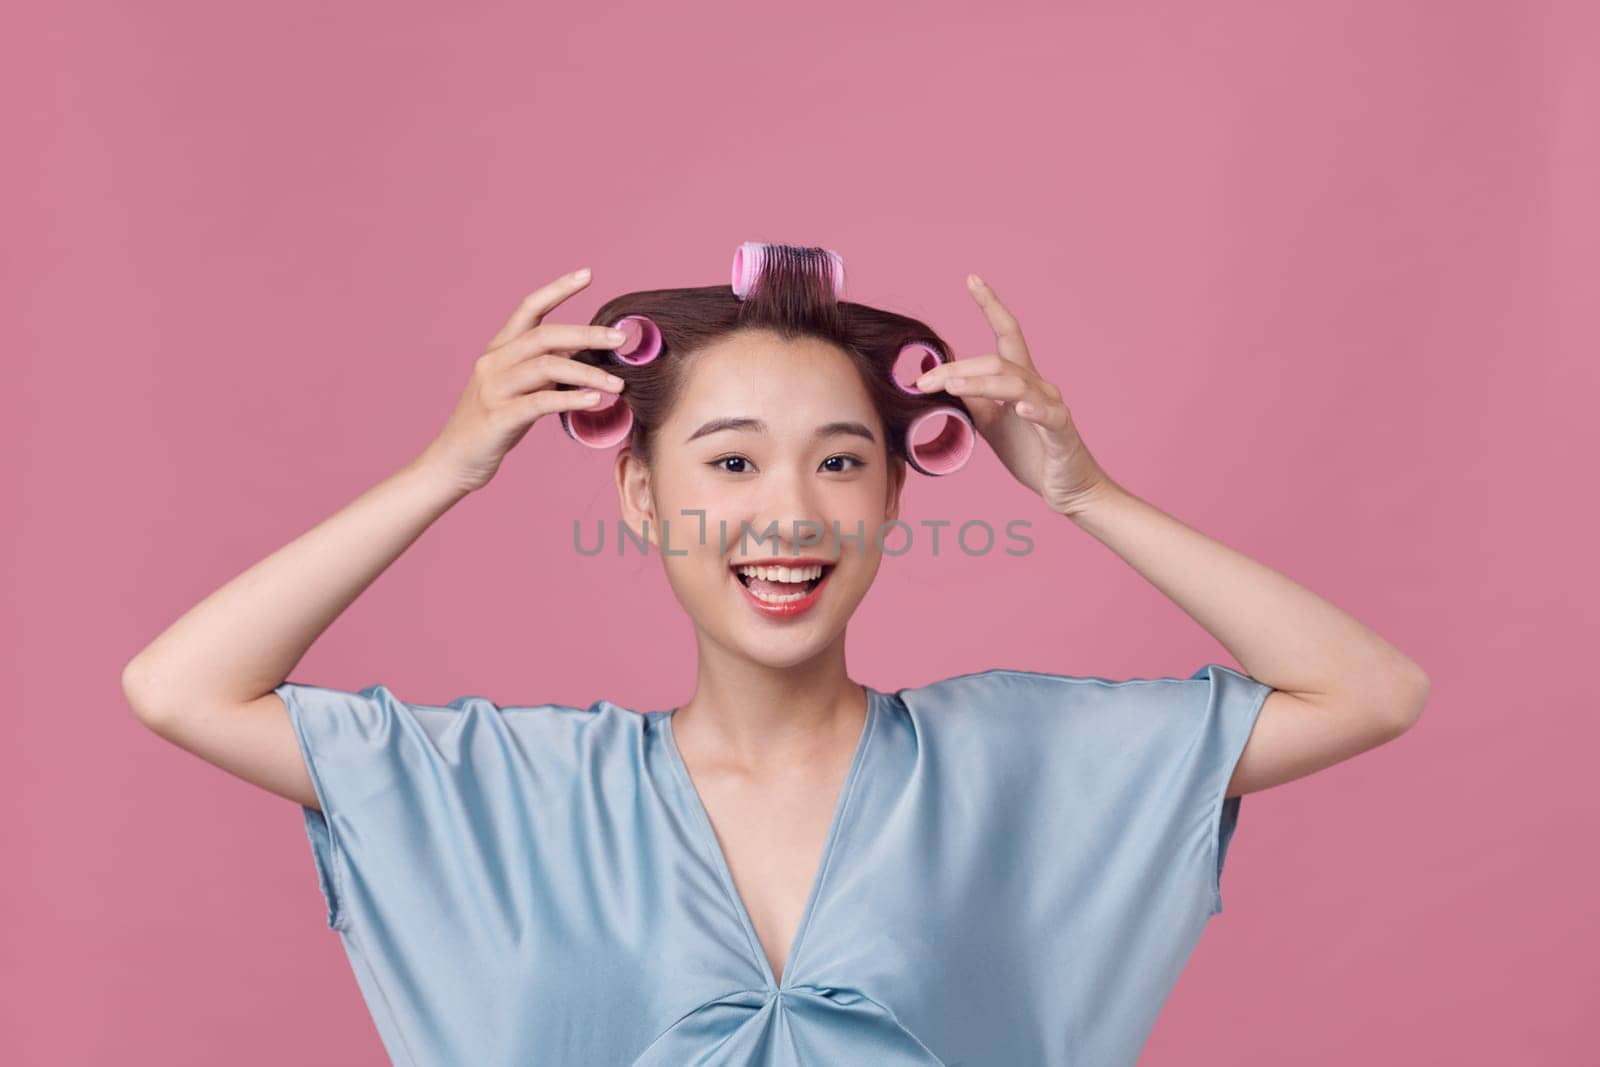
[[274, 680, 623, 936], [276, 679, 590, 934], [898, 661, 1273, 920], [1186, 663, 1274, 915], [275, 681, 441, 931]]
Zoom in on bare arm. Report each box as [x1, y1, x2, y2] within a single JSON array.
[[121, 267, 632, 808], [123, 456, 468, 719], [1065, 478, 1430, 798], [121, 457, 469, 807]]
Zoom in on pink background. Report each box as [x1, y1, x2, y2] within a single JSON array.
[[5, 1, 1594, 1063]]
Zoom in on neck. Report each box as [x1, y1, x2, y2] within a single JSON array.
[[670, 638, 867, 775]]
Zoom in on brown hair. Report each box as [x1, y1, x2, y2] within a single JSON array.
[[563, 244, 973, 470]]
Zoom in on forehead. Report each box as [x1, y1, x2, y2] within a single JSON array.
[[672, 331, 871, 415]]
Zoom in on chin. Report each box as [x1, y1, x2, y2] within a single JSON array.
[[733, 644, 834, 672]]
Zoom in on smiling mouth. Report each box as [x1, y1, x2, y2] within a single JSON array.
[[732, 563, 834, 595]]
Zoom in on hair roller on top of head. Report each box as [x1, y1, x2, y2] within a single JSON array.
[[558, 314, 662, 448], [732, 241, 845, 302]]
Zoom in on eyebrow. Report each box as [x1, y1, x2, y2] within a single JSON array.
[[684, 416, 877, 445]]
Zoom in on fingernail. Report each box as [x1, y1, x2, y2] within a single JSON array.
[[606, 374, 623, 386], [581, 390, 601, 401], [968, 274, 983, 289], [608, 328, 627, 341], [573, 267, 591, 280]]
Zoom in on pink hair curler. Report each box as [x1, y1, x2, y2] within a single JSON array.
[[607, 314, 663, 365], [892, 341, 947, 394], [892, 342, 976, 475], [559, 314, 662, 448], [732, 241, 845, 301], [904, 405, 976, 476]]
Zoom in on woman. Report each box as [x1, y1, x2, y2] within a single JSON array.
[[123, 242, 1429, 1066]]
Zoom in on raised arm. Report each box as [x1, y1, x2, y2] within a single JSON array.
[[121, 267, 633, 808], [917, 271, 1429, 800], [122, 457, 472, 808]]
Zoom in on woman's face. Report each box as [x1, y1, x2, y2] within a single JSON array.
[[615, 329, 905, 669]]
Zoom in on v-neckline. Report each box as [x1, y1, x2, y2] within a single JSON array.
[[659, 687, 880, 992]]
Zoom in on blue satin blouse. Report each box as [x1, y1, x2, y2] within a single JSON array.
[[274, 663, 1271, 1065]]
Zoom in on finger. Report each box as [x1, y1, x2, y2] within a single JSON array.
[[941, 371, 1048, 410], [1011, 397, 1071, 432], [509, 384, 615, 425], [966, 274, 1036, 371], [491, 322, 631, 369], [912, 352, 1005, 392], [497, 352, 626, 400], [486, 268, 594, 351]]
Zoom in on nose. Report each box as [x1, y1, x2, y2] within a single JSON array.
[[742, 465, 831, 557]]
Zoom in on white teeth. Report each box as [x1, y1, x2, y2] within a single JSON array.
[[734, 564, 823, 583], [734, 563, 827, 604], [748, 586, 811, 604]]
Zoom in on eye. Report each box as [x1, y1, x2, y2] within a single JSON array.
[[709, 454, 867, 475]]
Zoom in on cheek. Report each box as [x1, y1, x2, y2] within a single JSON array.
[[832, 482, 893, 533], [658, 557, 727, 616], [648, 475, 738, 545], [668, 470, 751, 525]]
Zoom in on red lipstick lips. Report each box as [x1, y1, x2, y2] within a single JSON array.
[[731, 558, 835, 619]]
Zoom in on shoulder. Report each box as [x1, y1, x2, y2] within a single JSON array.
[[276, 681, 652, 772], [889, 665, 1206, 727], [883, 664, 1263, 765]]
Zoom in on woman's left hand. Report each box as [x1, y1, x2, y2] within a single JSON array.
[[914, 274, 1115, 517]]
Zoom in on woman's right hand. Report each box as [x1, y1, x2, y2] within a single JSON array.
[[415, 267, 631, 494]]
